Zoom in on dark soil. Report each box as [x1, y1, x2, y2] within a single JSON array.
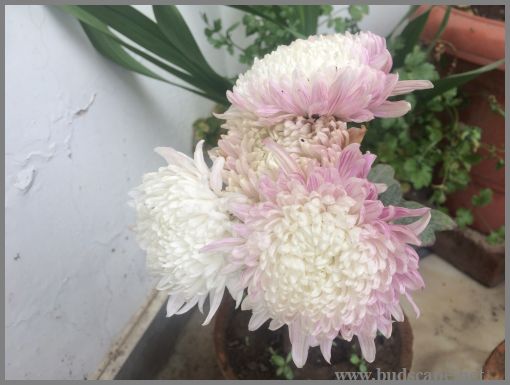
[[223, 307, 409, 380], [455, 5, 505, 21]]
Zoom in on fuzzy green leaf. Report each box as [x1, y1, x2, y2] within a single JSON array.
[[398, 201, 456, 246], [368, 164, 403, 206]]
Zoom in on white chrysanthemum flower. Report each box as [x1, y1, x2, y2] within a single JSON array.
[[211, 114, 365, 200], [206, 141, 430, 367], [226, 32, 432, 124], [130, 141, 244, 324]]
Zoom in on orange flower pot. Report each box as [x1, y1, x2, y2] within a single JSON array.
[[418, 5, 505, 234]]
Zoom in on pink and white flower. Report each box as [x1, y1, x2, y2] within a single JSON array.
[[130, 141, 244, 325], [211, 114, 365, 201], [226, 32, 432, 124], [205, 141, 430, 367]]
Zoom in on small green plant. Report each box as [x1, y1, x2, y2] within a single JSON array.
[[471, 188, 493, 208], [363, 5, 504, 236], [192, 104, 226, 147], [488, 94, 505, 118], [350, 348, 368, 373], [268, 347, 294, 380], [202, 5, 368, 66], [487, 226, 505, 245], [455, 208, 474, 229]]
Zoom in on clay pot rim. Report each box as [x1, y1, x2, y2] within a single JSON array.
[[417, 5, 505, 29], [482, 340, 505, 380], [416, 5, 505, 70], [213, 296, 414, 380]]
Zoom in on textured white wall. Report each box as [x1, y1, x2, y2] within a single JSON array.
[[5, 4, 225, 380], [5, 4, 408, 380]]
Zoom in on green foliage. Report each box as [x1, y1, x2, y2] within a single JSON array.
[[471, 188, 493, 207], [193, 104, 226, 147], [364, 5, 504, 233], [58, 5, 232, 105], [203, 5, 367, 66], [455, 208, 473, 229], [488, 94, 505, 118], [486, 226, 505, 245], [268, 348, 293, 380], [367, 164, 402, 206], [349, 349, 368, 372], [367, 166, 456, 246], [396, 201, 456, 246]]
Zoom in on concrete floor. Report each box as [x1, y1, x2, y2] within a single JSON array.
[[156, 255, 505, 380]]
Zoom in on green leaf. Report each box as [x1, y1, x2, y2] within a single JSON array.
[[276, 367, 283, 376], [348, 5, 368, 22], [350, 354, 361, 365], [472, 188, 493, 207], [419, 59, 505, 101], [486, 226, 505, 245], [399, 201, 456, 246], [59, 5, 230, 105], [59, 6, 212, 100], [367, 164, 403, 206], [81, 6, 233, 94], [271, 355, 285, 367], [283, 366, 294, 380], [80, 23, 162, 82], [455, 208, 474, 228], [387, 5, 422, 40], [81, 6, 192, 72], [285, 352, 292, 363], [228, 5, 305, 39], [426, 6, 451, 56], [359, 362, 368, 373], [404, 159, 432, 189], [153, 6, 212, 70], [393, 8, 431, 68], [296, 5, 321, 36]]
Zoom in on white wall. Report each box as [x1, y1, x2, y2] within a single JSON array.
[[5, 4, 225, 380], [5, 4, 408, 380]]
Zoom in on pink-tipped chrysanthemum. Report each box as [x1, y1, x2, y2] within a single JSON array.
[[130, 141, 245, 325], [226, 32, 432, 124], [204, 140, 430, 367], [211, 114, 366, 201]]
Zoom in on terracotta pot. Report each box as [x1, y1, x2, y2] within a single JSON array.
[[482, 340, 505, 380], [214, 296, 413, 380], [417, 5, 505, 234]]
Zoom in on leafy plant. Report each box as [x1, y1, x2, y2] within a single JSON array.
[[268, 347, 294, 380], [192, 104, 226, 148], [363, 5, 504, 233], [486, 226, 505, 245], [202, 5, 367, 66], [368, 164, 457, 246], [59, 5, 233, 105]]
